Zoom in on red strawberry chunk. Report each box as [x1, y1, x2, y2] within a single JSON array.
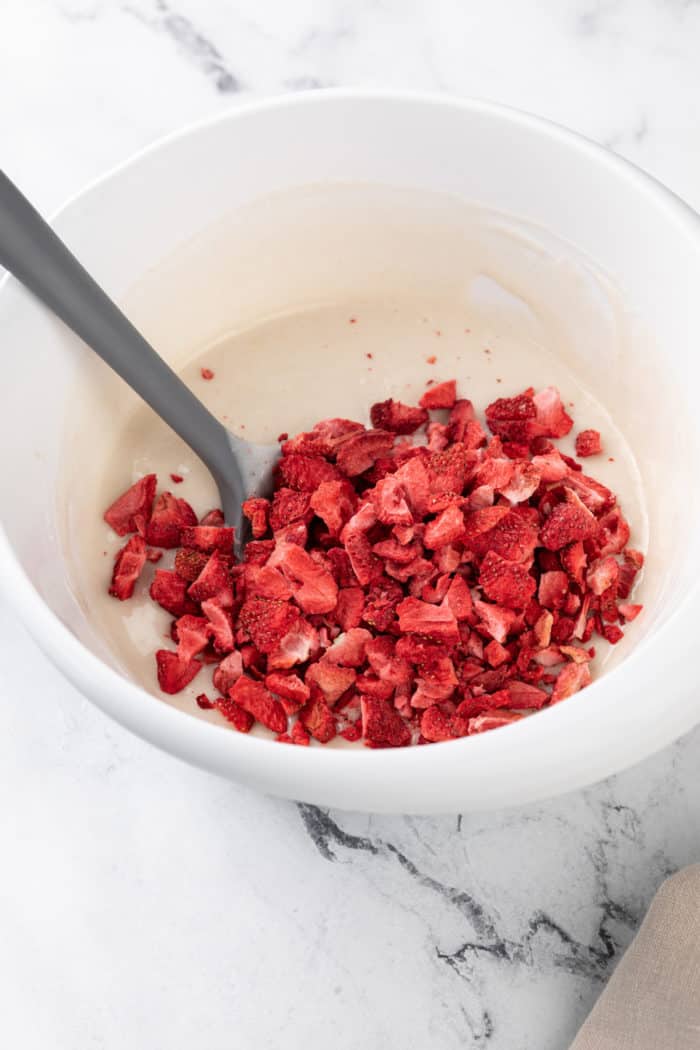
[[146, 492, 198, 548], [156, 649, 202, 694], [174, 615, 212, 662], [485, 391, 537, 442], [575, 429, 602, 457], [180, 525, 235, 554], [370, 398, 429, 434], [333, 587, 365, 631], [618, 549, 644, 599], [276, 453, 342, 492], [212, 650, 243, 694], [150, 570, 198, 617], [109, 535, 147, 600], [201, 598, 235, 653], [290, 722, 312, 746], [215, 696, 255, 733], [361, 696, 411, 747], [299, 698, 337, 743], [532, 386, 574, 438], [174, 548, 210, 582], [244, 564, 294, 601], [267, 618, 319, 670], [479, 550, 536, 609], [420, 705, 469, 742], [396, 597, 460, 642], [560, 541, 587, 585], [419, 379, 457, 410], [473, 600, 517, 643], [310, 480, 357, 537], [229, 675, 287, 733], [424, 505, 465, 549], [242, 497, 270, 538], [506, 679, 548, 709], [277, 543, 338, 614], [442, 575, 473, 619], [104, 474, 157, 536], [269, 489, 312, 531], [239, 597, 299, 654], [596, 507, 631, 557], [264, 672, 310, 713], [336, 430, 395, 476], [551, 662, 592, 702], [586, 556, 620, 596], [468, 710, 523, 734], [484, 640, 509, 668], [188, 550, 231, 603], [326, 627, 372, 667], [370, 476, 414, 527], [538, 570, 570, 611], [500, 462, 541, 504], [306, 659, 357, 704], [618, 603, 642, 622], [540, 496, 597, 551]]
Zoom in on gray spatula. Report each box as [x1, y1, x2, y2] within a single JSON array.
[[0, 170, 278, 550]]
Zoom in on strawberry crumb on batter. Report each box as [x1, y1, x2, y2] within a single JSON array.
[[104, 382, 644, 748]]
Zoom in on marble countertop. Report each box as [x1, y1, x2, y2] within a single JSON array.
[[2, 2, 700, 1048]]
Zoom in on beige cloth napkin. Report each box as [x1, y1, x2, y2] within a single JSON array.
[[571, 864, 700, 1049]]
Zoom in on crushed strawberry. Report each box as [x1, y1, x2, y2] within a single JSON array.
[[105, 380, 643, 744], [575, 429, 603, 457]]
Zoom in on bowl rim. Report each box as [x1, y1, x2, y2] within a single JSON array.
[[2, 88, 700, 807]]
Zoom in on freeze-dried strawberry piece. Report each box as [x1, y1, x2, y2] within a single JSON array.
[[474, 456, 515, 491], [104, 474, 157, 536], [533, 610, 554, 648], [500, 462, 542, 504], [174, 615, 211, 662], [289, 722, 312, 746], [360, 696, 411, 747], [362, 578, 404, 632], [540, 495, 597, 551], [326, 627, 372, 667], [484, 640, 509, 668], [372, 537, 422, 565], [277, 543, 338, 614], [370, 476, 414, 527], [244, 564, 294, 601], [229, 675, 287, 733], [420, 705, 469, 742], [428, 443, 471, 497], [538, 570, 570, 611], [243, 540, 275, 565], [277, 453, 342, 492], [551, 662, 592, 702], [269, 489, 312, 532], [299, 697, 337, 743], [457, 689, 513, 717], [336, 430, 394, 476], [150, 570, 198, 617], [267, 618, 319, 670], [280, 431, 333, 458], [188, 550, 231, 603], [575, 429, 602, 457], [532, 386, 574, 438], [145, 492, 198, 548], [440, 575, 473, 622], [467, 508, 539, 564], [419, 379, 457, 410], [560, 541, 587, 585], [479, 550, 536, 609], [264, 672, 310, 713], [306, 658, 357, 704], [463, 505, 510, 541], [392, 457, 431, 518], [559, 644, 593, 664], [396, 597, 460, 642], [533, 644, 564, 667], [200, 509, 225, 527], [343, 531, 380, 587], [468, 710, 523, 734], [156, 649, 202, 694], [312, 417, 366, 448], [586, 556, 619, 596], [596, 507, 631, 557], [242, 497, 270, 539], [310, 479, 357, 537], [563, 472, 616, 514], [216, 696, 255, 733], [617, 549, 644, 599], [180, 525, 235, 554], [485, 390, 537, 442], [618, 603, 642, 622], [473, 599, 517, 643], [201, 598, 234, 653], [602, 623, 624, 644], [332, 587, 365, 631], [506, 680, 548, 709], [239, 596, 299, 654], [174, 548, 209, 582], [424, 505, 465, 549], [212, 650, 243, 695], [370, 398, 428, 434], [531, 449, 569, 483], [109, 535, 147, 600], [446, 399, 476, 442]]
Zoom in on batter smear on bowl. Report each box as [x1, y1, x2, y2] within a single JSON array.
[[103, 382, 643, 747]]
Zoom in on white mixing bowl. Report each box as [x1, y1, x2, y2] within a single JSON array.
[[1, 91, 699, 813]]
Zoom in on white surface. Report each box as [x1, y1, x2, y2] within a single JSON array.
[[2, 2, 700, 1047]]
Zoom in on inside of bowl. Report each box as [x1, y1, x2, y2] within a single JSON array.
[[1, 98, 698, 734]]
